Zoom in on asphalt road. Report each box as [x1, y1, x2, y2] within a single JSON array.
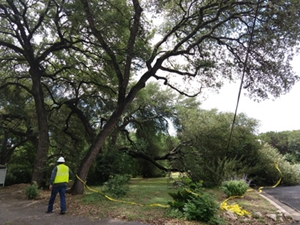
[[261, 186, 300, 224], [263, 186, 300, 212]]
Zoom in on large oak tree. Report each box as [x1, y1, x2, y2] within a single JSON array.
[[70, 0, 300, 194], [0, 0, 83, 186]]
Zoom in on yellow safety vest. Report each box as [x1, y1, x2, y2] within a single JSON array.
[[53, 164, 69, 184]]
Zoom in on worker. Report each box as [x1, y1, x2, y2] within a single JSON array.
[[46, 156, 73, 214]]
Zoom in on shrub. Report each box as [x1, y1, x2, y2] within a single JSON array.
[[284, 153, 298, 164], [184, 154, 246, 188], [103, 174, 130, 198], [168, 188, 194, 211], [221, 179, 249, 197], [183, 193, 219, 223], [168, 181, 222, 224], [25, 182, 39, 200], [5, 165, 32, 185], [249, 144, 300, 186]]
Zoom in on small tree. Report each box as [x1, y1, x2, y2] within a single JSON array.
[[175, 105, 260, 187]]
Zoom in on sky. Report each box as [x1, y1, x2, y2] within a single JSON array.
[[200, 55, 300, 134]]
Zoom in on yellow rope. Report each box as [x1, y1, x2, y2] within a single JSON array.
[[76, 174, 169, 208], [220, 195, 251, 216], [258, 161, 282, 193], [220, 161, 282, 216], [77, 161, 282, 213]]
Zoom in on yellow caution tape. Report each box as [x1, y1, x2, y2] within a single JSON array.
[[77, 161, 282, 212], [185, 188, 200, 196], [76, 174, 169, 208], [187, 187, 251, 216], [221, 161, 282, 216], [220, 195, 251, 216], [258, 161, 282, 193]]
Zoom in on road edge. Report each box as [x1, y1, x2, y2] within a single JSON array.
[[260, 192, 300, 222]]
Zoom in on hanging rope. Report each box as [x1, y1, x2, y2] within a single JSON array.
[[226, 0, 261, 152]]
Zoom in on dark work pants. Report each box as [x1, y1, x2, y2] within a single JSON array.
[[47, 185, 67, 213]]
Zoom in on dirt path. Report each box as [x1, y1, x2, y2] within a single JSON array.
[[0, 184, 147, 225]]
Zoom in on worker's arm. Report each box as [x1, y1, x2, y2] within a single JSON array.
[[49, 167, 57, 190]]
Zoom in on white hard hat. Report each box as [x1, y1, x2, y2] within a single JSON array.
[[57, 157, 65, 163]]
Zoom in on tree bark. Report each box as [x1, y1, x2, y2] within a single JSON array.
[[70, 109, 122, 194], [0, 131, 9, 165], [30, 68, 50, 187]]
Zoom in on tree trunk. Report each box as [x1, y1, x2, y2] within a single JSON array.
[[70, 129, 112, 194], [70, 71, 152, 194], [30, 69, 50, 187], [70, 108, 126, 194], [0, 131, 8, 165]]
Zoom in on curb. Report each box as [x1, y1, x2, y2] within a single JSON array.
[[260, 192, 300, 222]]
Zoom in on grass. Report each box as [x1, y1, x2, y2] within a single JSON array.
[[77, 177, 179, 222], [67, 176, 294, 225]]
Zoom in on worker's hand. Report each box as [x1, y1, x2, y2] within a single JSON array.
[[49, 185, 53, 191]]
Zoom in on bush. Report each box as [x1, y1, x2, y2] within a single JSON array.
[[184, 154, 246, 188], [103, 174, 130, 198], [249, 144, 300, 186], [5, 165, 32, 185], [168, 181, 222, 224], [25, 182, 39, 200], [183, 193, 219, 223], [221, 179, 249, 197]]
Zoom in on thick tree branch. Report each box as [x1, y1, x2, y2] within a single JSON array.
[[0, 41, 24, 55], [63, 99, 96, 142], [0, 82, 32, 95], [80, 0, 123, 85], [119, 147, 171, 172], [152, 74, 202, 97], [123, 0, 142, 83], [118, 141, 191, 172]]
